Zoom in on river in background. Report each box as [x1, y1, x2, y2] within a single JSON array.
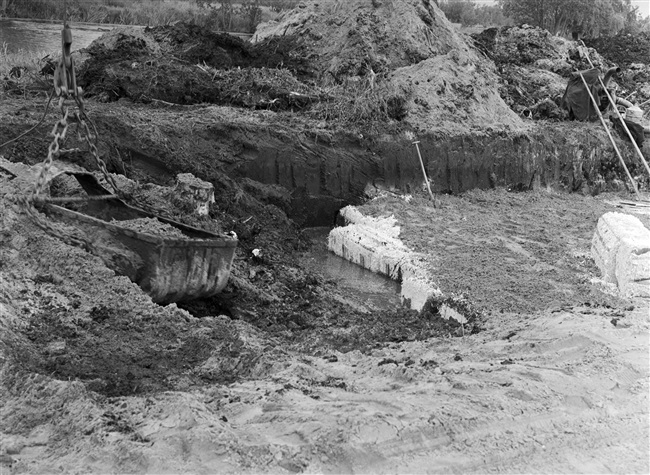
[[0, 19, 115, 55]]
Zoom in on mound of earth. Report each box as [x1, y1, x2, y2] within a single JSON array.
[[254, 0, 522, 131], [584, 31, 650, 67], [582, 32, 650, 103], [78, 0, 523, 132], [471, 25, 619, 119], [253, 0, 472, 81], [77, 23, 320, 107]]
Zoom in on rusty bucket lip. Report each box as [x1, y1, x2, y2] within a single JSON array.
[[32, 166, 238, 247], [42, 202, 239, 247]]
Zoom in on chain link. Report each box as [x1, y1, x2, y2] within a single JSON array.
[[32, 102, 69, 198], [15, 99, 96, 251], [17, 94, 173, 253], [16, 18, 174, 251], [72, 102, 174, 219]]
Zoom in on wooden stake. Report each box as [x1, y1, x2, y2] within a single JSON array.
[[412, 141, 437, 204]]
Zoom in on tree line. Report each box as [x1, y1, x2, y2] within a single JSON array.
[[2, 0, 648, 36], [438, 0, 650, 36], [0, 0, 301, 31]]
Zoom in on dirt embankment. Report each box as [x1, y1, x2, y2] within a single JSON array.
[[72, 0, 522, 132], [1, 160, 648, 473], [472, 25, 650, 120], [584, 31, 650, 95], [76, 23, 319, 109], [1, 2, 649, 472]]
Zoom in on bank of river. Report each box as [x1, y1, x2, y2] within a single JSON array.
[[0, 19, 123, 54]]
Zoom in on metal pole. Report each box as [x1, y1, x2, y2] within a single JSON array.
[[598, 79, 650, 178], [579, 73, 641, 199], [412, 141, 436, 203], [578, 41, 650, 179]]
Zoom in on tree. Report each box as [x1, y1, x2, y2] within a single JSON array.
[[497, 0, 636, 37], [439, 0, 474, 23], [439, 0, 511, 26]]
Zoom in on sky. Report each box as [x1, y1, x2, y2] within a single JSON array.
[[631, 0, 650, 18], [471, 0, 650, 18]]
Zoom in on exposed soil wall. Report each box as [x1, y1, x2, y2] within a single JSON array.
[[377, 124, 647, 194], [1, 100, 644, 230], [233, 124, 644, 224]]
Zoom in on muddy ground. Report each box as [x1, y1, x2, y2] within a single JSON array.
[[1, 0, 650, 472], [1, 152, 648, 473]]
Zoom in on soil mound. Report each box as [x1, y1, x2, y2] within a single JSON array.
[[584, 31, 650, 67], [255, 0, 522, 131], [253, 0, 469, 82], [78, 23, 319, 107], [584, 32, 650, 100], [76, 0, 524, 131], [471, 25, 619, 120]]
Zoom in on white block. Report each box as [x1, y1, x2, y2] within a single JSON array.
[[328, 206, 440, 310], [591, 212, 650, 297]]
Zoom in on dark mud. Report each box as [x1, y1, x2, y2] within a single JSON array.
[[1, 18, 647, 406], [584, 31, 650, 67], [77, 24, 319, 106], [17, 302, 236, 396]]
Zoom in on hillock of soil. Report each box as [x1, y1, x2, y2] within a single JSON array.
[[78, 23, 321, 109], [78, 0, 522, 132], [472, 25, 650, 119], [584, 31, 650, 67]]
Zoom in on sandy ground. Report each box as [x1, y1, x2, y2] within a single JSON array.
[[5, 305, 649, 474], [1, 3, 649, 471], [1, 158, 648, 473]]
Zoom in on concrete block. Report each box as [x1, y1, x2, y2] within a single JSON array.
[[328, 206, 440, 310], [591, 212, 650, 298]]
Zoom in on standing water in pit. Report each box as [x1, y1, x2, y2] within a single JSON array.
[[300, 227, 402, 311]]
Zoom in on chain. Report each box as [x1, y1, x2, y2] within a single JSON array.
[[72, 102, 175, 219], [13, 99, 96, 251], [16, 16, 173, 251], [74, 106, 122, 194], [17, 194, 95, 251], [32, 101, 68, 198]]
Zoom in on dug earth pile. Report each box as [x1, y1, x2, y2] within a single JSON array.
[[1, 0, 649, 472]]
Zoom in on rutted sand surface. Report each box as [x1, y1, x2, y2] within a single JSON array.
[[2, 164, 648, 473], [2, 297, 648, 473], [1, 0, 649, 470]]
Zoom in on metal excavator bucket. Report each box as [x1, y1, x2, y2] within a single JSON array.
[[1, 21, 237, 304], [32, 165, 238, 304]]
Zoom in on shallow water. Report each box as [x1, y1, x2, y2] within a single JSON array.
[[0, 19, 110, 54], [300, 227, 402, 310]]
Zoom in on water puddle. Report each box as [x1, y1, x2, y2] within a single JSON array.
[[300, 227, 402, 311]]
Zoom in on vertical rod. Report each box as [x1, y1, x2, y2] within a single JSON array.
[[413, 141, 436, 202], [579, 73, 641, 199], [579, 41, 650, 180], [598, 78, 650, 178]]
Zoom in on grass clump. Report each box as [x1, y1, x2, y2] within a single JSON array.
[[0, 43, 51, 95], [313, 77, 411, 126]]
